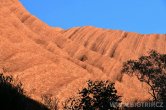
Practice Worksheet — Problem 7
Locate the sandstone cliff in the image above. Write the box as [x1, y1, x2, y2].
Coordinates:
[0, 0, 166, 105]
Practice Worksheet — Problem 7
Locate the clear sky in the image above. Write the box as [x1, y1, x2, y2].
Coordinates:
[20, 0, 166, 34]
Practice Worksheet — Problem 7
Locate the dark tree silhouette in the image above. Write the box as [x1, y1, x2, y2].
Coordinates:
[122, 50, 166, 103]
[0, 73, 49, 110]
[63, 80, 121, 110]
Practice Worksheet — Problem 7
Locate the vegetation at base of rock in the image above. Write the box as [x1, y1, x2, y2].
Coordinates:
[63, 80, 121, 110]
[122, 50, 166, 104]
[41, 94, 59, 110]
[0, 73, 49, 110]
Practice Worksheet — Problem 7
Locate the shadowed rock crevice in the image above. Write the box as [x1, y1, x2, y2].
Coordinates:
[79, 55, 88, 62]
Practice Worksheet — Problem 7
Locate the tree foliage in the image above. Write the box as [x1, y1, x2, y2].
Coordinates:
[122, 50, 166, 102]
[63, 80, 121, 110]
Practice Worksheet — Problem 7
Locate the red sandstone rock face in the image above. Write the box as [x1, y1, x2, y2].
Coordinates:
[0, 0, 166, 105]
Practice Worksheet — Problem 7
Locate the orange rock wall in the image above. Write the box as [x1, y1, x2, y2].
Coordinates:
[0, 0, 166, 105]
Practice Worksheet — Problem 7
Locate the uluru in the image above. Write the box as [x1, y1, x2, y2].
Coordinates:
[0, 0, 166, 109]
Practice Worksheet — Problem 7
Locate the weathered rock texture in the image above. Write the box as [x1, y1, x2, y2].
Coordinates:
[0, 0, 166, 106]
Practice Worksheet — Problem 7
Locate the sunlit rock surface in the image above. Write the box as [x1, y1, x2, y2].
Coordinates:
[0, 0, 166, 106]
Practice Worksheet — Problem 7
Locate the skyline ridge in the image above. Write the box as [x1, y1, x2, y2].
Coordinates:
[20, 0, 166, 34]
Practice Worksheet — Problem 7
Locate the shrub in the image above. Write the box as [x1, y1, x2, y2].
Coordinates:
[41, 94, 58, 110]
[63, 80, 121, 110]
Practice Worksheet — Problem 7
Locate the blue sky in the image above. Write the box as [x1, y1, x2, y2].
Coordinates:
[20, 0, 166, 34]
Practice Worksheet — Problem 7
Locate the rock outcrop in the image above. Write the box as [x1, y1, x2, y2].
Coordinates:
[0, 0, 166, 105]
